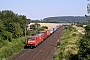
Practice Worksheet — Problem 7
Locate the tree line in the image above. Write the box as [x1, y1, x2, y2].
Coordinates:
[0, 10, 26, 42]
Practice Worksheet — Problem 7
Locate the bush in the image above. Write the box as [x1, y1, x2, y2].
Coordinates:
[26, 30, 37, 36]
[1, 31, 12, 42]
[0, 40, 3, 48]
[72, 33, 77, 37]
[39, 26, 48, 31]
[78, 24, 90, 60]
[0, 37, 26, 59]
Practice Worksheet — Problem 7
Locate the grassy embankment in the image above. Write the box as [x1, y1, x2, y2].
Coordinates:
[0, 37, 26, 60]
[54, 25, 84, 60]
[0, 30, 36, 60]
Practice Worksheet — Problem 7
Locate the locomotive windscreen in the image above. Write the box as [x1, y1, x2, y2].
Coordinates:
[28, 37, 35, 40]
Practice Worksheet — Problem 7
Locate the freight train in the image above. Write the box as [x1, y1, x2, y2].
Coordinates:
[27, 25, 62, 48]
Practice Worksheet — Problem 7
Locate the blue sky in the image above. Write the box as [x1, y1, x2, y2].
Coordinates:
[0, 0, 87, 20]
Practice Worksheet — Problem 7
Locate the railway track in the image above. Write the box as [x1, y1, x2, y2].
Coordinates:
[9, 26, 63, 60]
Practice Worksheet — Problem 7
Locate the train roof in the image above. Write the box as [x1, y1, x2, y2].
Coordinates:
[33, 33, 43, 36]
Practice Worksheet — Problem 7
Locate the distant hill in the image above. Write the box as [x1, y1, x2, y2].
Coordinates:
[43, 16, 86, 23]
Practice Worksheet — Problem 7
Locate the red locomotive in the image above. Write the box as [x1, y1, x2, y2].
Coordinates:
[27, 33, 44, 48]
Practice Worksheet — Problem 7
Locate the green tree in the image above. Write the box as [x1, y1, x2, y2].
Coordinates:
[78, 24, 90, 60]
[1, 31, 12, 41]
[35, 23, 41, 31]
[39, 26, 48, 31]
[13, 23, 23, 38]
[78, 1, 90, 60]
[30, 24, 36, 30]
[30, 23, 41, 31]
[0, 10, 27, 41]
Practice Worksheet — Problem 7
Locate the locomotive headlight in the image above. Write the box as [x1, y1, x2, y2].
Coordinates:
[28, 41, 30, 42]
[32, 41, 35, 42]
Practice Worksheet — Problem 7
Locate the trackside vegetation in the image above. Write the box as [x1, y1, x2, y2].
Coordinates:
[0, 10, 27, 60]
[54, 26, 83, 60]
[78, 23, 90, 60]
[54, 23, 90, 60]
[0, 37, 26, 60]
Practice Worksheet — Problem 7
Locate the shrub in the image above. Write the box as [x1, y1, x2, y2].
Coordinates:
[26, 30, 37, 36]
[72, 33, 77, 37]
